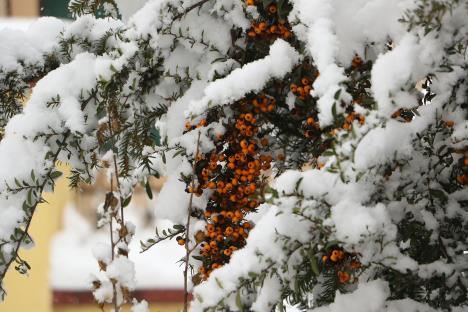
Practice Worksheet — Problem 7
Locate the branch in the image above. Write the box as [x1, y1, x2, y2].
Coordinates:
[173, 0, 211, 21]
[184, 131, 201, 312]
[0, 131, 70, 285]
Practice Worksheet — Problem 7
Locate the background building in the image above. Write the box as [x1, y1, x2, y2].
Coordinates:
[0, 0, 69, 18]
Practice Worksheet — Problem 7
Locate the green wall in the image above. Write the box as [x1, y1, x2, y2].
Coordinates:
[40, 0, 71, 18]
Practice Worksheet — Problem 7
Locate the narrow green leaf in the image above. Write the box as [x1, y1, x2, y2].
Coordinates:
[50, 171, 63, 179]
[145, 181, 153, 199]
[235, 291, 244, 312]
[310, 256, 320, 276]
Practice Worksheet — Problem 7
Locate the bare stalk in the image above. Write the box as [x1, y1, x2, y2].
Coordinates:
[109, 175, 119, 312]
[184, 131, 201, 312]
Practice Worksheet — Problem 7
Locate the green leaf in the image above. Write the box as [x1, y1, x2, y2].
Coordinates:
[122, 196, 132, 208]
[333, 88, 342, 100]
[429, 189, 447, 202]
[50, 171, 63, 179]
[262, 0, 275, 9]
[27, 190, 32, 206]
[331, 102, 337, 119]
[173, 224, 185, 230]
[310, 256, 320, 276]
[324, 240, 339, 251]
[215, 277, 224, 289]
[145, 181, 153, 199]
[235, 291, 244, 312]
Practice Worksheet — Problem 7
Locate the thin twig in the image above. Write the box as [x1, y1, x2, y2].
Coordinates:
[0, 131, 70, 284]
[0, 91, 96, 290]
[184, 131, 201, 312]
[109, 174, 119, 312]
[173, 0, 211, 21]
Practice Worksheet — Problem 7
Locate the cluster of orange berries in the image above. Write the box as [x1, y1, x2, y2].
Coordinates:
[322, 248, 361, 284]
[351, 54, 364, 69]
[342, 111, 365, 130]
[303, 116, 320, 138]
[188, 96, 276, 279]
[391, 108, 414, 123]
[246, 2, 293, 40]
[290, 76, 313, 101]
[456, 156, 468, 187]
[443, 121, 468, 188]
[250, 95, 277, 114]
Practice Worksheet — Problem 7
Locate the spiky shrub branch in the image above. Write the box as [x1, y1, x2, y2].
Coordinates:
[0, 1, 466, 312]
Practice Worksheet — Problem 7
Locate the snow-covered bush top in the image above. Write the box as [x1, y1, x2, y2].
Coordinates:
[0, 0, 466, 311]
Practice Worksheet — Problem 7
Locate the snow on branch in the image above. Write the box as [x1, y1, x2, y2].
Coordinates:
[186, 39, 301, 117]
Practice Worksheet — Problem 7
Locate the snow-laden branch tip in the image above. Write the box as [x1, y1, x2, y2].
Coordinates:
[186, 39, 301, 117]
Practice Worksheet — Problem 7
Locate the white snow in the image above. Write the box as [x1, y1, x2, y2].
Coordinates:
[311, 280, 389, 312]
[330, 202, 390, 244]
[187, 39, 301, 116]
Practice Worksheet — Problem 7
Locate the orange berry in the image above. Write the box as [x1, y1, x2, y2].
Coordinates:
[444, 120, 454, 128]
[206, 224, 215, 232]
[198, 119, 207, 127]
[301, 77, 310, 86]
[330, 250, 340, 262]
[350, 260, 361, 269]
[290, 84, 298, 93]
[338, 271, 350, 283]
[268, 4, 277, 14]
[351, 55, 363, 68]
[258, 22, 267, 31]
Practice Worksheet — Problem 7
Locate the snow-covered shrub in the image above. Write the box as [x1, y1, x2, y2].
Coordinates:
[0, 0, 466, 311]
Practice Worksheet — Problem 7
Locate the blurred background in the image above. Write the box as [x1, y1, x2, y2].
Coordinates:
[0, 1, 184, 311]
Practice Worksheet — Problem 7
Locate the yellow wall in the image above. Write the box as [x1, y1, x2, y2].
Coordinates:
[10, 0, 38, 16]
[0, 166, 182, 312]
[1, 165, 69, 312]
[55, 303, 182, 312]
